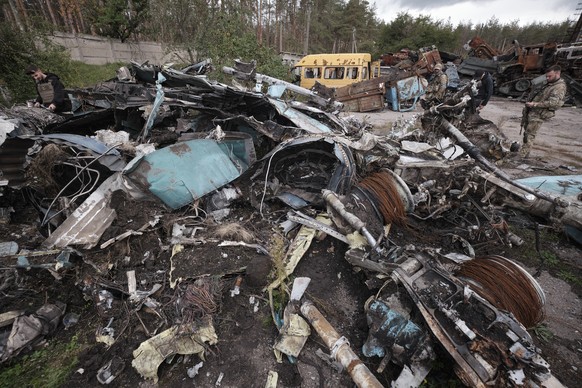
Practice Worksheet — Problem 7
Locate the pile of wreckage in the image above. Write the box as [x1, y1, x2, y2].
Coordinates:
[0, 59, 580, 387]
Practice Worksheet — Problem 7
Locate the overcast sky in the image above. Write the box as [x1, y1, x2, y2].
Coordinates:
[376, 0, 578, 26]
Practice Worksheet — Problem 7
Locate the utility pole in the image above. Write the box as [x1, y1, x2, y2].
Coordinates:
[351, 27, 357, 53]
[304, 1, 312, 54]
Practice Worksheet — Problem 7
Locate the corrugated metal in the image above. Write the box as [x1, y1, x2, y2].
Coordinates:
[0, 138, 34, 187]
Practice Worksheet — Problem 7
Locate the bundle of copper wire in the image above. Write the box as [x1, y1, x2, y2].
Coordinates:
[177, 278, 222, 324]
[357, 171, 407, 226]
[456, 255, 545, 328]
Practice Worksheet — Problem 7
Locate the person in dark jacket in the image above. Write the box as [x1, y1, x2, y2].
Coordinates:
[472, 70, 494, 112]
[25, 65, 68, 112]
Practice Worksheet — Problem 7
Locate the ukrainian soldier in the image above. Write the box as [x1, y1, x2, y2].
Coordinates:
[25, 65, 68, 112]
[421, 63, 448, 109]
[520, 65, 567, 157]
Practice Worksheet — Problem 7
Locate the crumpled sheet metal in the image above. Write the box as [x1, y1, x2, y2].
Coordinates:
[28, 133, 126, 171]
[43, 173, 122, 249]
[268, 99, 333, 134]
[131, 317, 218, 383]
[273, 312, 311, 357]
[254, 136, 356, 198]
[124, 136, 254, 209]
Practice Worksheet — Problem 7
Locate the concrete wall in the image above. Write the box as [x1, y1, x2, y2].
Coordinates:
[49, 32, 191, 65]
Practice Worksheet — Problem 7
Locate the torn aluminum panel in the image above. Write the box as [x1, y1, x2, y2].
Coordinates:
[391, 254, 560, 387]
[223, 63, 330, 108]
[131, 316, 218, 383]
[27, 133, 126, 171]
[267, 99, 334, 134]
[140, 72, 166, 140]
[43, 173, 123, 249]
[124, 133, 255, 209]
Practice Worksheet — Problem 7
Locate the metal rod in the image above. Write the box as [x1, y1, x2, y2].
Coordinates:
[300, 300, 384, 388]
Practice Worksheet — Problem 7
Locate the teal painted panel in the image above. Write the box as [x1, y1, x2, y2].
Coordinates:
[515, 175, 582, 198]
[126, 139, 248, 209]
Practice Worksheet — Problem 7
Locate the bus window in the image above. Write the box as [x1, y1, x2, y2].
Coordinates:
[304, 67, 321, 79]
[361, 67, 368, 80]
[324, 67, 345, 79]
[346, 67, 359, 79]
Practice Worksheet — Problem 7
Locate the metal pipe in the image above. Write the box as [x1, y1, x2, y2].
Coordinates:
[222, 66, 330, 108]
[300, 300, 384, 388]
[437, 117, 570, 207]
[322, 189, 379, 250]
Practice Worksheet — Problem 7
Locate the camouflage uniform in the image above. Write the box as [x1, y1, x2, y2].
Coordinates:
[423, 72, 448, 107]
[520, 78, 567, 156]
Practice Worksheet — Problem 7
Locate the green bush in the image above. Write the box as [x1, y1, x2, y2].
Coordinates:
[0, 26, 74, 106]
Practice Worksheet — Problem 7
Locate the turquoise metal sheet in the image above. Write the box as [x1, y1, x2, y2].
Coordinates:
[125, 139, 250, 209]
[515, 175, 582, 198]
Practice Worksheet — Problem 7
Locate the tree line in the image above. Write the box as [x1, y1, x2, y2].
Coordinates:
[0, 0, 574, 105]
[2, 0, 574, 56]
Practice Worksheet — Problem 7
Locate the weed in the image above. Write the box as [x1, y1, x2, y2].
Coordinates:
[532, 323, 554, 343]
[540, 250, 558, 267]
[0, 335, 84, 388]
[557, 269, 582, 285]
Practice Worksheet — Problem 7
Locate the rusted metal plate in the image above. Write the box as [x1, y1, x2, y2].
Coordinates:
[340, 94, 384, 112]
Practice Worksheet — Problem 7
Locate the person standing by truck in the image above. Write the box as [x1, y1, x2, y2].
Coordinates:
[519, 65, 567, 157]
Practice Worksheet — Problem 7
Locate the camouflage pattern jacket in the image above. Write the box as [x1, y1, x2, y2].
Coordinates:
[527, 78, 567, 121]
[424, 72, 448, 102]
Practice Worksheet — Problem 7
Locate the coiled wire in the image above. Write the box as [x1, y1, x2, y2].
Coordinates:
[456, 255, 545, 328]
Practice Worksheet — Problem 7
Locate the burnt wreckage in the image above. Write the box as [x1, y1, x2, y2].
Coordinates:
[0, 60, 579, 387]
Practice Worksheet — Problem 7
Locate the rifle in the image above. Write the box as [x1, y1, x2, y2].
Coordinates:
[520, 105, 529, 135]
[521, 83, 544, 134]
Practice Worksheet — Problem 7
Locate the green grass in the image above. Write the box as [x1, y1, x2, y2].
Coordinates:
[557, 269, 582, 285]
[0, 335, 84, 388]
[540, 250, 559, 267]
[66, 61, 126, 88]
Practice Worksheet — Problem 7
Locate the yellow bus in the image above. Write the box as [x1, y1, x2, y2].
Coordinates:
[293, 53, 380, 89]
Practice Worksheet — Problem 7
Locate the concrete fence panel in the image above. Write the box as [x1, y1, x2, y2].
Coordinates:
[48, 32, 191, 65]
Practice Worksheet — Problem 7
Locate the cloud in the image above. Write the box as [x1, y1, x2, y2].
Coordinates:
[375, 0, 576, 26]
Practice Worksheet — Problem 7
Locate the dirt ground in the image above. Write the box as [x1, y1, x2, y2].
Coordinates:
[1, 96, 581, 387]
